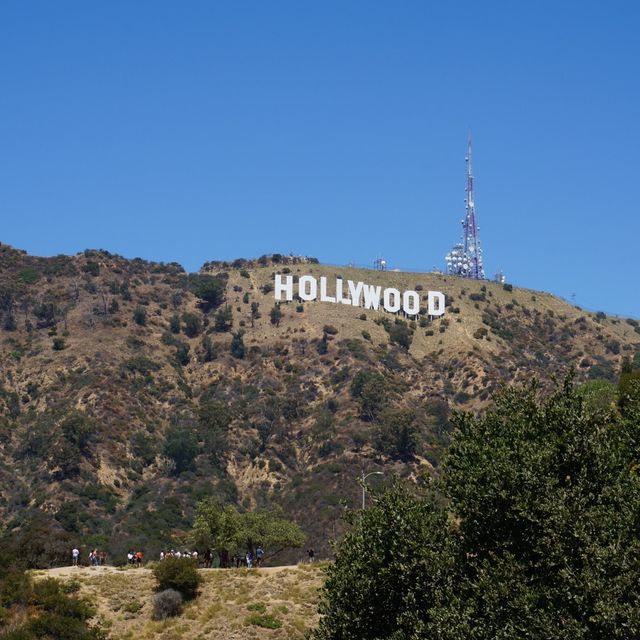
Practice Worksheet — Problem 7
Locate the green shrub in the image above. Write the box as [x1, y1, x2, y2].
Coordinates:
[122, 600, 142, 614]
[152, 558, 202, 599]
[231, 331, 245, 359]
[182, 312, 202, 338]
[20, 268, 41, 284]
[246, 613, 282, 629]
[133, 306, 147, 326]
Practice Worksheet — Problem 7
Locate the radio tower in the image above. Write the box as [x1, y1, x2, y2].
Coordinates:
[445, 135, 486, 279]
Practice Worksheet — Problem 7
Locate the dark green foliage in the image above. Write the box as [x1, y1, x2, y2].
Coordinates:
[214, 305, 233, 332]
[350, 370, 386, 421]
[200, 334, 216, 362]
[131, 432, 157, 466]
[174, 339, 190, 365]
[231, 331, 245, 359]
[270, 304, 282, 326]
[316, 332, 328, 355]
[374, 408, 419, 461]
[503, 283, 513, 292]
[246, 613, 282, 629]
[314, 483, 454, 640]
[182, 312, 202, 338]
[188, 274, 226, 312]
[388, 319, 413, 349]
[315, 381, 640, 639]
[81, 261, 100, 277]
[19, 267, 41, 284]
[152, 557, 202, 599]
[52, 337, 66, 351]
[0, 572, 102, 639]
[198, 400, 232, 462]
[250, 301, 261, 327]
[3, 313, 17, 331]
[33, 302, 58, 327]
[169, 314, 181, 334]
[133, 306, 147, 326]
[163, 426, 198, 475]
[152, 588, 183, 619]
[1, 513, 73, 569]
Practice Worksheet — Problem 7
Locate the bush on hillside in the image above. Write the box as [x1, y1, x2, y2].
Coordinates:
[152, 558, 202, 599]
[152, 589, 183, 619]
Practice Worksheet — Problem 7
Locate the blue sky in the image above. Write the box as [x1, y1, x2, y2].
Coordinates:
[1, 1, 639, 317]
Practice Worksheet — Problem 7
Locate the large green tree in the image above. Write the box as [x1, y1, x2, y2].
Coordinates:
[191, 500, 305, 567]
[314, 379, 640, 639]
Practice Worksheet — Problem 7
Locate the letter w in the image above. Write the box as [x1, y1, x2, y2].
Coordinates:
[362, 285, 381, 310]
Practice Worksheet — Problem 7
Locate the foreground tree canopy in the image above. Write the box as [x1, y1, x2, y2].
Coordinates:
[314, 378, 640, 640]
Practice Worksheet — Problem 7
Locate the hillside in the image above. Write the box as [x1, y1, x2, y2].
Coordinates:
[29, 564, 323, 639]
[1, 243, 638, 563]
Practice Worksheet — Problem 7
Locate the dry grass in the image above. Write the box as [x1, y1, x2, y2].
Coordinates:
[36, 564, 324, 640]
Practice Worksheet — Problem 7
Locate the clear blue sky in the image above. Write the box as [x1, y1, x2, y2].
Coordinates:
[1, 2, 639, 317]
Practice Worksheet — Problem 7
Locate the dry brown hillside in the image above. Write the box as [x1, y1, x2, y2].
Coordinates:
[1, 243, 638, 563]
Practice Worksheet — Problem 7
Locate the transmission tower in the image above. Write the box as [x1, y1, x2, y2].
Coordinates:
[445, 135, 485, 279]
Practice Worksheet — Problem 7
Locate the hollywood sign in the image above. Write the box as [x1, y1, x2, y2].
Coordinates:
[274, 274, 445, 316]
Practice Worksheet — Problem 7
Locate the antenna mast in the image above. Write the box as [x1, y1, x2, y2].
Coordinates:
[445, 134, 486, 279]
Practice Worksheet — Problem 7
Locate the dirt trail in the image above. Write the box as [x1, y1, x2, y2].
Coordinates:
[42, 564, 300, 579]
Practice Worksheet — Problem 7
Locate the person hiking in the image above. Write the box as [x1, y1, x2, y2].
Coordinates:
[256, 546, 265, 567]
[127, 551, 134, 565]
[72, 547, 79, 567]
[307, 548, 315, 563]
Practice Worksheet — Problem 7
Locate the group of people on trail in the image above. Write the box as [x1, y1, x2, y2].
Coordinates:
[230, 546, 265, 569]
[126, 551, 144, 566]
[71, 548, 107, 567]
[159, 550, 198, 561]
[71, 544, 317, 569]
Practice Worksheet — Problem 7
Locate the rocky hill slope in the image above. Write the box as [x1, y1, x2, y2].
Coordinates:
[1, 243, 638, 562]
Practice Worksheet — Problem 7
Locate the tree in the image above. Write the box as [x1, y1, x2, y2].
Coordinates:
[188, 274, 226, 312]
[192, 500, 304, 567]
[133, 306, 147, 326]
[270, 305, 282, 327]
[214, 305, 233, 332]
[313, 483, 455, 640]
[315, 380, 640, 639]
[182, 312, 202, 338]
[388, 320, 413, 350]
[200, 334, 215, 362]
[374, 408, 419, 461]
[351, 370, 387, 421]
[440, 380, 640, 638]
[169, 314, 181, 334]
[197, 400, 232, 463]
[163, 426, 198, 475]
[250, 302, 260, 327]
[230, 331, 245, 359]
